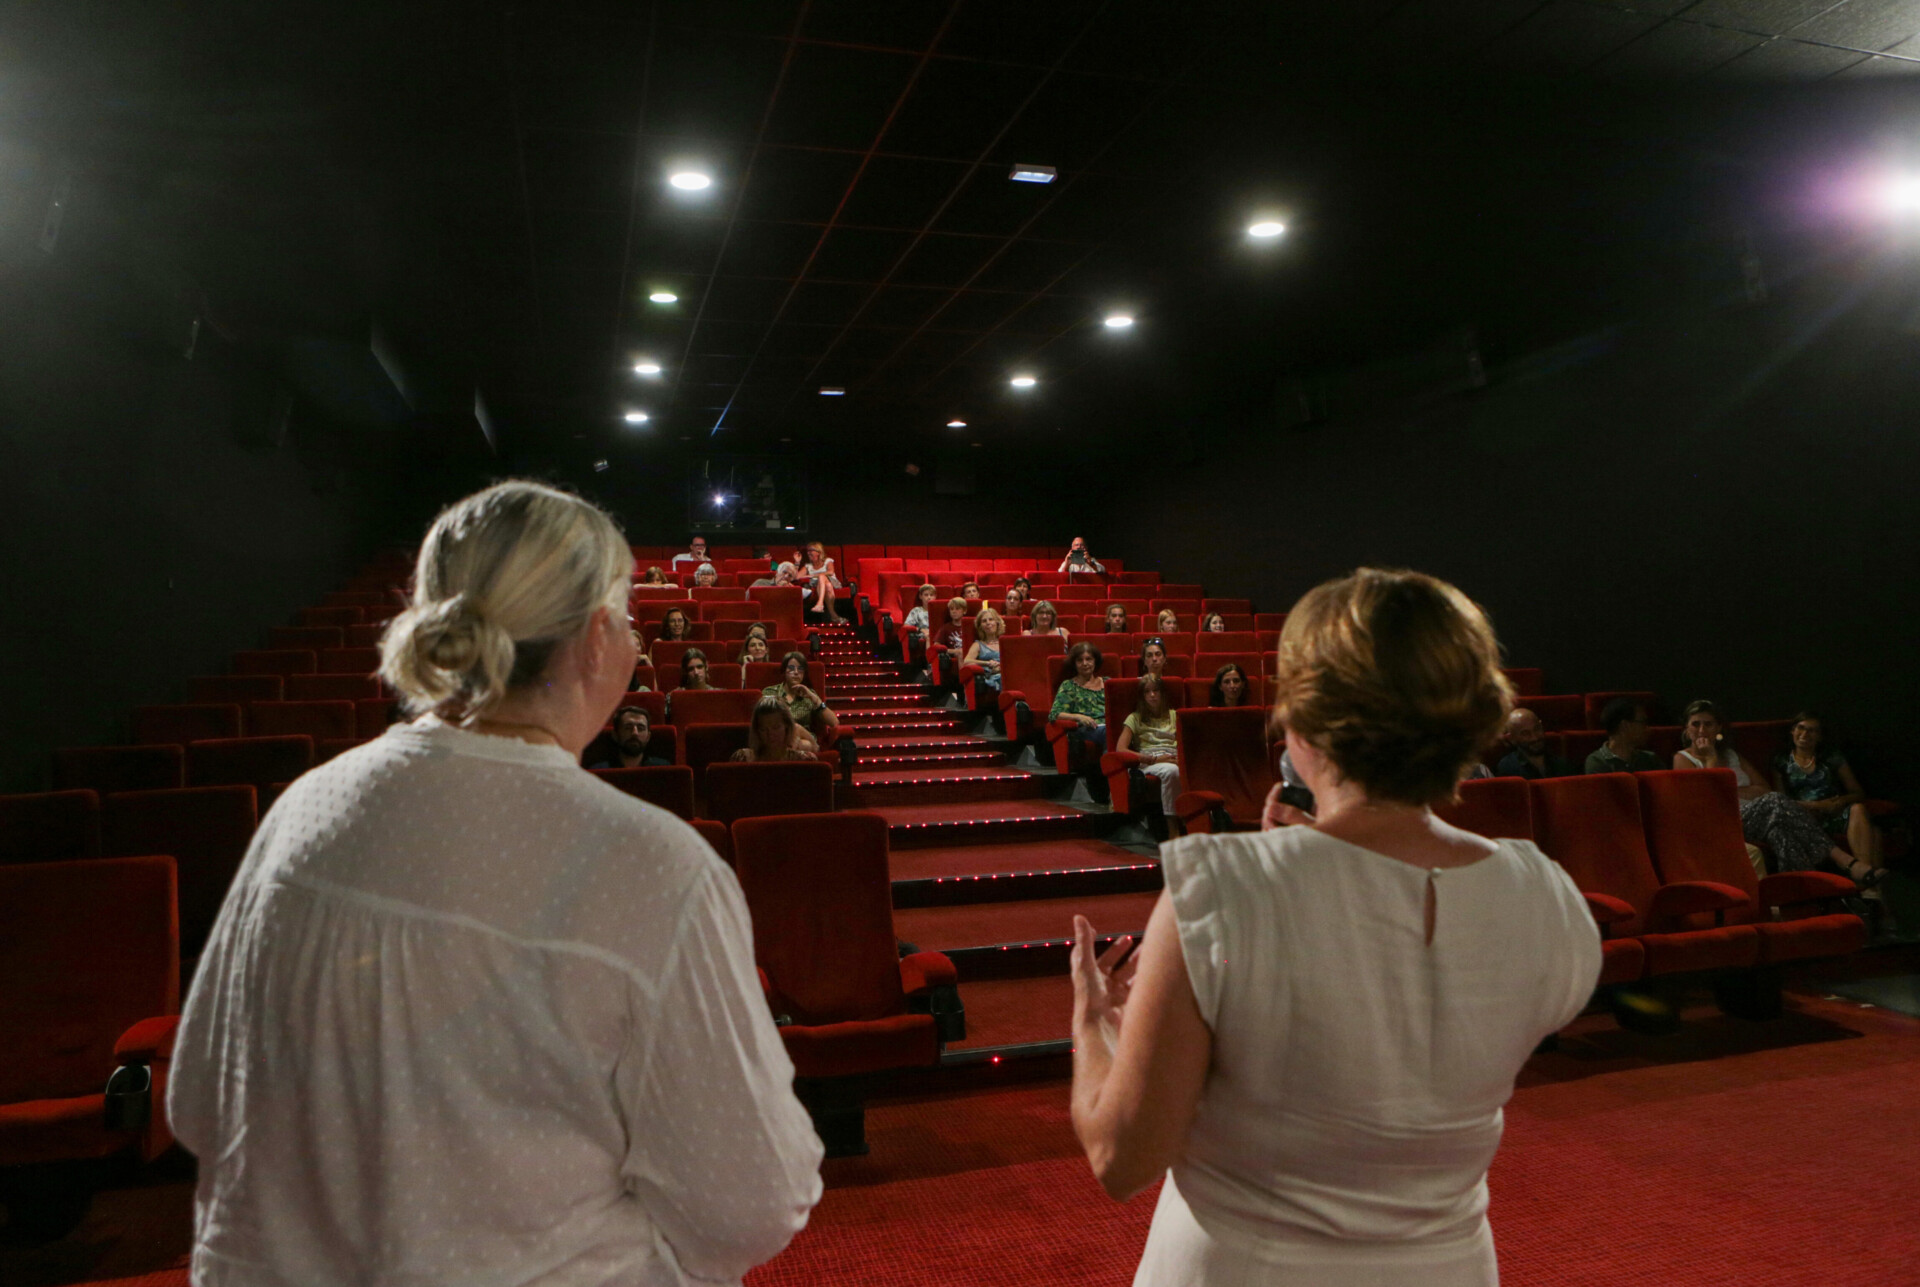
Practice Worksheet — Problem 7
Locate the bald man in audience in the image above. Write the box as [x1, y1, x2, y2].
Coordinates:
[1495, 707, 1575, 780]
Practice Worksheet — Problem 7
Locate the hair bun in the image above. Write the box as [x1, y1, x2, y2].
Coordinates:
[415, 595, 488, 673]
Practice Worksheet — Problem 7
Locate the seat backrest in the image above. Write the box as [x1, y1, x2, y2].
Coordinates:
[188, 674, 283, 704]
[1046, 652, 1122, 690]
[1636, 768, 1758, 927]
[1104, 677, 1187, 747]
[286, 674, 383, 702]
[746, 587, 805, 638]
[631, 597, 698, 625]
[54, 745, 186, 794]
[186, 736, 314, 794]
[589, 766, 696, 820]
[133, 704, 243, 745]
[1584, 690, 1661, 728]
[0, 855, 179, 1103]
[232, 649, 317, 677]
[268, 625, 345, 651]
[355, 698, 401, 739]
[689, 818, 732, 868]
[318, 647, 382, 676]
[1201, 598, 1251, 614]
[683, 723, 750, 779]
[1119, 655, 1192, 679]
[668, 689, 758, 726]
[1435, 777, 1534, 840]
[706, 760, 837, 825]
[0, 790, 102, 863]
[1729, 721, 1792, 781]
[1254, 613, 1289, 632]
[1174, 707, 1276, 825]
[249, 700, 357, 740]
[1521, 695, 1584, 729]
[103, 785, 257, 959]
[689, 586, 747, 602]
[1197, 631, 1260, 653]
[744, 662, 826, 694]
[999, 636, 1067, 703]
[1194, 651, 1267, 680]
[1502, 667, 1546, 697]
[650, 640, 704, 672]
[1529, 773, 1661, 926]
[732, 812, 904, 1024]
[1181, 676, 1269, 709]
[1560, 729, 1607, 767]
[613, 691, 669, 724]
[294, 606, 363, 628]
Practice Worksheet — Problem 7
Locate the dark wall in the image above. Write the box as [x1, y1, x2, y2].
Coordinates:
[1100, 252, 1920, 800]
[0, 264, 399, 792]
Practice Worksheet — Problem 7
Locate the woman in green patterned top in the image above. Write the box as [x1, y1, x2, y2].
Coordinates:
[1051, 642, 1109, 777]
[761, 650, 833, 756]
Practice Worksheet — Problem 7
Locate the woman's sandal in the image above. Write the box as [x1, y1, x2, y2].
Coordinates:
[1846, 858, 1888, 889]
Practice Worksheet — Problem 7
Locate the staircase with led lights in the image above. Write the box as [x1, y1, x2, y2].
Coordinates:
[812, 627, 1164, 1062]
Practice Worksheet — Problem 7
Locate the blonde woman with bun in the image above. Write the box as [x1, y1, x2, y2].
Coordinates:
[1070, 568, 1600, 1287]
[169, 480, 821, 1285]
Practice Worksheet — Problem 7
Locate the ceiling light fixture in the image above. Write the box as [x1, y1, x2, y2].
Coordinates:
[1247, 219, 1287, 239]
[1010, 375, 1037, 388]
[623, 411, 649, 424]
[1103, 314, 1134, 329]
[668, 171, 712, 191]
[592, 459, 610, 473]
[947, 419, 967, 428]
[1009, 164, 1057, 184]
[633, 361, 661, 376]
[649, 291, 678, 304]
[712, 493, 725, 506]
[819, 386, 845, 396]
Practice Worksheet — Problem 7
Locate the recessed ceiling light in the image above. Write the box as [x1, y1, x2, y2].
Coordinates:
[1103, 314, 1134, 329]
[1009, 164, 1057, 184]
[592, 459, 610, 473]
[649, 291, 678, 304]
[633, 361, 661, 376]
[623, 411, 649, 424]
[1010, 375, 1037, 388]
[668, 171, 712, 191]
[819, 386, 845, 396]
[1247, 220, 1287, 238]
[712, 492, 725, 506]
[947, 419, 967, 428]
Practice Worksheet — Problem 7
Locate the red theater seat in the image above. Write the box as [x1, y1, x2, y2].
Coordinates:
[683, 724, 751, 784]
[103, 786, 258, 961]
[1194, 651, 1267, 682]
[355, 698, 401, 739]
[231, 650, 317, 677]
[1040, 652, 1123, 771]
[295, 606, 362, 628]
[1202, 598, 1251, 615]
[1637, 770, 1864, 968]
[55, 745, 186, 794]
[1436, 777, 1534, 840]
[667, 689, 759, 726]
[344, 624, 387, 647]
[1520, 694, 1584, 729]
[992, 636, 1068, 741]
[690, 587, 748, 602]
[689, 818, 732, 867]
[613, 691, 668, 724]
[1560, 729, 1607, 767]
[318, 647, 381, 675]
[186, 737, 314, 798]
[1584, 690, 1662, 728]
[1729, 721, 1793, 779]
[286, 674, 384, 701]
[1502, 667, 1546, 697]
[745, 661, 826, 693]
[590, 766, 696, 820]
[731, 812, 957, 1155]
[188, 674, 283, 705]
[132, 704, 243, 745]
[1180, 676, 1268, 709]
[248, 701, 356, 740]
[1173, 707, 1277, 833]
[1119, 655, 1192, 678]
[0, 790, 102, 863]
[631, 598, 698, 625]
[1254, 613, 1288, 633]
[1099, 677, 1189, 815]
[705, 760, 836, 825]
[0, 856, 181, 1187]
[747, 587, 805, 638]
[267, 626, 344, 652]
[1530, 773, 1759, 982]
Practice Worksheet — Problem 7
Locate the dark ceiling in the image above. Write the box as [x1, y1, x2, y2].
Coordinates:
[6, 0, 1920, 460]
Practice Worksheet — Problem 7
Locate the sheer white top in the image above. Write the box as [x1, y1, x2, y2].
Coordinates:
[1138, 826, 1600, 1285]
[170, 718, 822, 1286]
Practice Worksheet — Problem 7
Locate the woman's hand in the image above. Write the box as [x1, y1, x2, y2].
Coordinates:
[1690, 731, 1717, 757]
[1071, 915, 1136, 1052]
[1261, 782, 1314, 831]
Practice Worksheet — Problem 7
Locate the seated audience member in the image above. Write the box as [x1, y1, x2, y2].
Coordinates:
[903, 583, 938, 644]
[731, 697, 813, 763]
[1068, 568, 1597, 1284]
[1585, 698, 1662, 773]
[638, 565, 669, 586]
[590, 706, 671, 769]
[800, 541, 847, 624]
[1156, 608, 1180, 634]
[628, 630, 651, 690]
[932, 597, 968, 690]
[1208, 662, 1252, 707]
[1200, 611, 1228, 634]
[762, 651, 833, 757]
[1138, 637, 1173, 682]
[1013, 576, 1034, 600]
[170, 480, 821, 1283]
[1027, 599, 1070, 641]
[1776, 710, 1884, 879]
[670, 535, 710, 570]
[963, 580, 982, 602]
[664, 647, 714, 723]
[1103, 604, 1130, 634]
[744, 621, 770, 645]
[1051, 641, 1109, 796]
[738, 635, 772, 666]
[1058, 536, 1107, 575]
[1003, 587, 1027, 619]
[692, 562, 720, 588]
[751, 561, 798, 588]
[964, 608, 1007, 697]
[1675, 699, 1860, 879]
[1116, 674, 1182, 818]
[647, 607, 695, 666]
[1494, 708, 1575, 779]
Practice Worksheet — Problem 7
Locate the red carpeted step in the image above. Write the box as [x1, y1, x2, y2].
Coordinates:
[895, 890, 1159, 957]
[855, 732, 991, 753]
[839, 711, 967, 729]
[857, 749, 1006, 770]
[944, 974, 1077, 1051]
[873, 800, 1096, 848]
[889, 838, 1154, 883]
[842, 765, 1041, 808]
[833, 693, 939, 709]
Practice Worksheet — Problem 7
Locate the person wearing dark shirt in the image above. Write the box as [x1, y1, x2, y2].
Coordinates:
[1495, 707, 1575, 779]
[1585, 698, 1662, 774]
[588, 707, 671, 769]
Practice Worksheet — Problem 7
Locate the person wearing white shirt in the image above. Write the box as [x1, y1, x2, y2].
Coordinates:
[169, 481, 822, 1286]
[670, 536, 709, 570]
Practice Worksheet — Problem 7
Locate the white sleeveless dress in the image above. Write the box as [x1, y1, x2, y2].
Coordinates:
[1136, 827, 1601, 1286]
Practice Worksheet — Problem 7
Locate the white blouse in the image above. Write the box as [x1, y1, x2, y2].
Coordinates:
[169, 718, 822, 1286]
[1136, 828, 1600, 1286]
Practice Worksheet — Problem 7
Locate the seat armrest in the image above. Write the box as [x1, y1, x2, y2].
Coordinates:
[1100, 750, 1143, 777]
[1759, 870, 1857, 908]
[899, 951, 957, 996]
[1648, 881, 1751, 923]
[1175, 789, 1225, 829]
[996, 688, 1028, 715]
[114, 1015, 180, 1066]
[1583, 892, 1637, 934]
[756, 966, 773, 1000]
[1865, 798, 1900, 818]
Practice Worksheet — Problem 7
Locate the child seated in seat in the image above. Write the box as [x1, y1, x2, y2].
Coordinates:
[1116, 675, 1181, 819]
[931, 597, 968, 691]
[903, 584, 938, 649]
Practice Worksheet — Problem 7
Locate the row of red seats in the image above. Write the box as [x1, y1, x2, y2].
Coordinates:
[630, 588, 806, 639]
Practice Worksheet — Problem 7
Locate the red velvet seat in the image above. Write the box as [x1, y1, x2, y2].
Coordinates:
[0, 856, 181, 1181]
[1560, 729, 1607, 767]
[590, 766, 696, 819]
[991, 636, 1068, 741]
[1099, 677, 1188, 814]
[294, 605, 362, 628]
[267, 625, 345, 651]
[1173, 707, 1276, 833]
[666, 688, 759, 726]
[231, 649, 317, 677]
[747, 586, 806, 639]
[1180, 676, 1268, 709]
[132, 704, 243, 746]
[613, 690, 669, 724]
[744, 661, 827, 693]
[1519, 694, 1584, 729]
[54, 745, 186, 794]
[188, 674, 283, 705]
[1193, 651, 1268, 682]
[689, 587, 748, 602]
[318, 647, 381, 675]
[103, 785, 258, 962]
[1729, 720, 1793, 778]
[1041, 652, 1123, 772]
[1584, 690, 1662, 728]
[1530, 773, 1759, 981]
[631, 597, 698, 625]
[0, 790, 102, 863]
[705, 760, 836, 825]
[186, 736, 314, 798]
[354, 697, 401, 739]
[1202, 598, 1252, 615]
[731, 812, 957, 1155]
[1502, 667, 1545, 696]
[286, 673, 384, 701]
[1193, 630, 1260, 653]
[1119, 655, 1192, 679]
[1436, 776, 1534, 840]
[683, 723, 751, 784]
[248, 700, 357, 740]
[689, 818, 732, 867]
[344, 623, 387, 648]
[1637, 769, 1864, 966]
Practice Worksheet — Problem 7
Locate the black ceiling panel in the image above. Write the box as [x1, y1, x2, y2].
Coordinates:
[733, 146, 867, 223]
[837, 155, 977, 228]
[765, 42, 926, 150]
